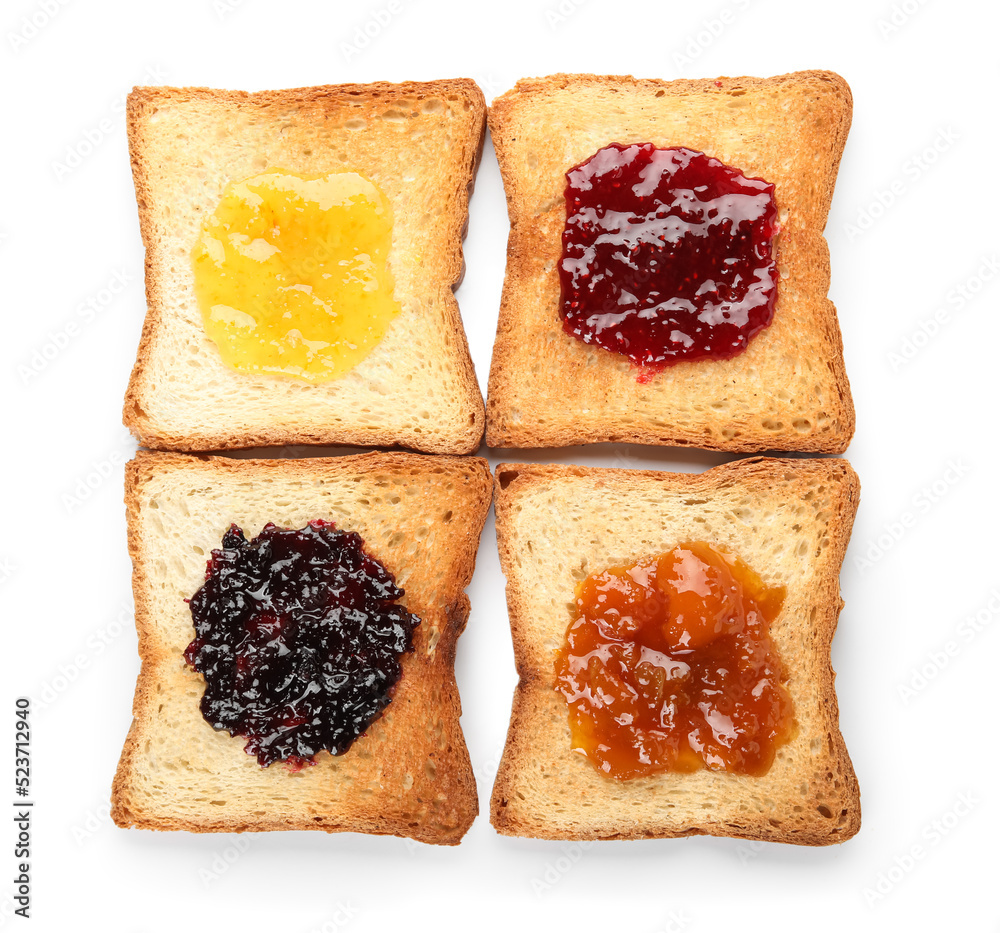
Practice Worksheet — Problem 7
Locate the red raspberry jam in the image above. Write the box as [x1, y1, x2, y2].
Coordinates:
[558, 143, 779, 376]
[184, 521, 419, 768]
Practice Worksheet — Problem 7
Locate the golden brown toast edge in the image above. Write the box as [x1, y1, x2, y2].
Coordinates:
[489, 457, 861, 844]
[123, 79, 487, 454]
[486, 71, 855, 453]
[111, 449, 493, 844]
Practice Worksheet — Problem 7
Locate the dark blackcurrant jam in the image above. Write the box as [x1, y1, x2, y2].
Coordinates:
[184, 521, 420, 768]
[558, 143, 779, 376]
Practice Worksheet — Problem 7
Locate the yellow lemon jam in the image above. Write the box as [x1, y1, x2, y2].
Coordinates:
[192, 169, 401, 382]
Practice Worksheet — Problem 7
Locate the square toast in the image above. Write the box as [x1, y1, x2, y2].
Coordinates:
[487, 71, 854, 452]
[124, 80, 486, 454]
[491, 458, 860, 844]
[112, 450, 492, 845]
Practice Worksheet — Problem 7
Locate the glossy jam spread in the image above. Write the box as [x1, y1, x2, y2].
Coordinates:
[554, 541, 794, 779]
[184, 521, 419, 767]
[558, 144, 779, 376]
[192, 168, 401, 382]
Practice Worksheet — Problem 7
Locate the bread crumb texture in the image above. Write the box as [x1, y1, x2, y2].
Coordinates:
[112, 450, 492, 844]
[486, 71, 854, 452]
[490, 458, 860, 845]
[124, 81, 486, 454]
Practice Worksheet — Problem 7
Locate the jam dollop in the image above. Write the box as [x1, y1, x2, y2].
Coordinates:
[558, 144, 779, 375]
[192, 168, 401, 382]
[554, 541, 794, 779]
[184, 521, 419, 767]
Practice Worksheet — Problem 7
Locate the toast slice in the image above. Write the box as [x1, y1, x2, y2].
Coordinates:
[487, 71, 854, 452]
[491, 458, 860, 844]
[124, 80, 486, 454]
[112, 450, 492, 845]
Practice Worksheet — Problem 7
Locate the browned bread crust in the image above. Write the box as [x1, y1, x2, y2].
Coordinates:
[124, 80, 486, 454]
[112, 450, 492, 844]
[486, 71, 854, 453]
[490, 457, 860, 844]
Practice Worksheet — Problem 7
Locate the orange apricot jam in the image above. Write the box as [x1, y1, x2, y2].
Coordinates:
[192, 168, 401, 382]
[554, 541, 796, 779]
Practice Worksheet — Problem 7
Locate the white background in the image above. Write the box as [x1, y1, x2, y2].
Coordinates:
[1, 0, 997, 929]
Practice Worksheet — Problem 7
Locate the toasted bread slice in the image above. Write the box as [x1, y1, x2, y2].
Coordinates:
[124, 80, 486, 454]
[112, 450, 492, 845]
[487, 71, 854, 452]
[490, 458, 860, 844]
